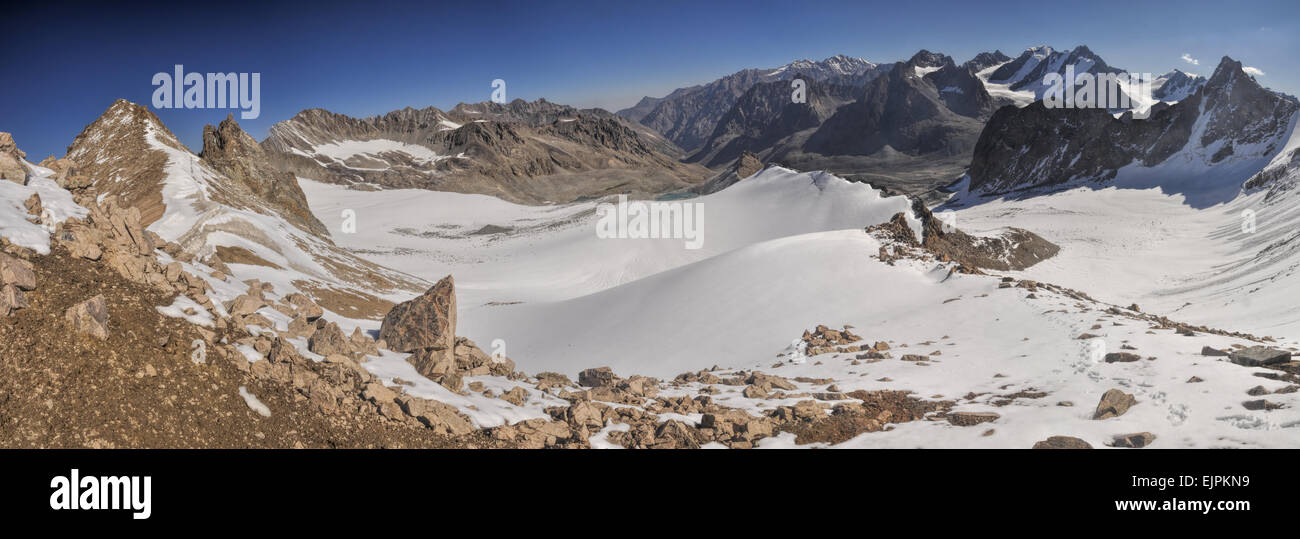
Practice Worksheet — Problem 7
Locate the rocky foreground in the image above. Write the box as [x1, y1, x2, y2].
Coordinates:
[0, 167, 966, 448]
[3, 182, 1296, 449]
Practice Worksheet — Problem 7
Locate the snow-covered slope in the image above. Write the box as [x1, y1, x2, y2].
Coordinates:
[302, 166, 920, 305]
[64, 100, 425, 323]
[0, 161, 87, 254]
[307, 170, 1300, 447]
[949, 116, 1300, 339]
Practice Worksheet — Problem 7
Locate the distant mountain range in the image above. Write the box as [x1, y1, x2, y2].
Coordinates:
[968, 56, 1296, 198]
[612, 45, 1250, 200]
[616, 55, 880, 153]
[262, 99, 710, 204]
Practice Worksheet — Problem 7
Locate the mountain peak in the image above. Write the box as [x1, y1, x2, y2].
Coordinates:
[200, 114, 264, 161]
[1209, 56, 1245, 82]
[67, 99, 185, 164]
[907, 50, 952, 69]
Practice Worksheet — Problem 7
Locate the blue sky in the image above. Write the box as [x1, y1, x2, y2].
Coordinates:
[3, 0, 1298, 159]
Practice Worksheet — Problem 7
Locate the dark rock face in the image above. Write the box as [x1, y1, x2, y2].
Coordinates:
[962, 50, 1012, 73]
[638, 74, 765, 154]
[676, 50, 1002, 191]
[379, 275, 456, 354]
[627, 55, 879, 152]
[926, 63, 998, 118]
[200, 115, 327, 236]
[686, 77, 859, 168]
[968, 56, 1299, 195]
[802, 60, 985, 158]
[615, 96, 664, 123]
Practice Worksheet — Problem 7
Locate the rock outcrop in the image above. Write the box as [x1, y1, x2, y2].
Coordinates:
[0, 132, 31, 185]
[199, 115, 327, 236]
[380, 275, 456, 354]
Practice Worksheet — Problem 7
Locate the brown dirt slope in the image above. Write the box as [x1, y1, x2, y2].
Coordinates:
[0, 245, 499, 449]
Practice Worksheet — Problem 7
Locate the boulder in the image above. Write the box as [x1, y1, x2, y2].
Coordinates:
[24, 193, 42, 216]
[1032, 436, 1093, 449]
[307, 321, 352, 357]
[1093, 389, 1137, 420]
[578, 366, 617, 388]
[1229, 346, 1291, 367]
[37, 156, 77, 187]
[501, 386, 529, 406]
[0, 252, 36, 291]
[397, 396, 475, 436]
[407, 346, 454, 379]
[0, 133, 30, 185]
[284, 292, 323, 321]
[65, 295, 109, 340]
[1103, 352, 1141, 363]
[1111, 432, 1156, 448]
[651, 420, 700, 449]
[948, 411, 1000, 426]
[0, 283, 27, 316]
[378, 275, 455, 353]
[225, 294, 266, 317]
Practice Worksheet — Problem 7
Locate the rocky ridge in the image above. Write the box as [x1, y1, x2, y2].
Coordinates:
[262, 99, 711, 204]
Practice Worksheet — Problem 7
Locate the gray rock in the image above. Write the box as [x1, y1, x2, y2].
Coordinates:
[948, 412, 1000, 426]
[1104, 352, 1141, 363]
[1230, 346, 1291, 367]
[1111, 432, 1156, 448]
[1032, 436, 1092, 449]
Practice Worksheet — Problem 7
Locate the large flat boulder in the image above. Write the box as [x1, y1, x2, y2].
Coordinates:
[1229, 346, 1291, 367]
[1032, 436, 1093, 449]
